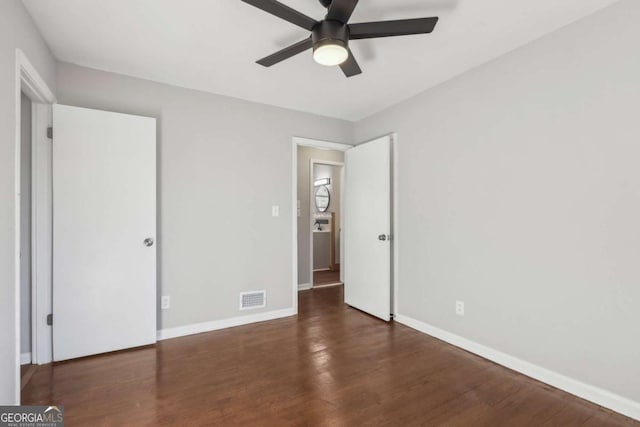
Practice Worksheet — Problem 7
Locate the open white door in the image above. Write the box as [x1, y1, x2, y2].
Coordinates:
[52, 105, 156, 361]
[344, 136, 391, 321]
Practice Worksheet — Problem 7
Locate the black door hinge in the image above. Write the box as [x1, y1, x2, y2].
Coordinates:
[46, 314, 53, 326]
[47, 127, 53, 139]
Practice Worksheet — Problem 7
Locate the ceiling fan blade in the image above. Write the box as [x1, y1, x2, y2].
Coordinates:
[326, 0, 359, 24]
[241, 0, 318, 31]
[340, 49, 362, 77]
[257, 38, 313, 67]
[349, 17, 439, 40]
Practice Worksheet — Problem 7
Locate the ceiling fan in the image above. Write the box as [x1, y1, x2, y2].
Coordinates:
[240, 0, 439, 77]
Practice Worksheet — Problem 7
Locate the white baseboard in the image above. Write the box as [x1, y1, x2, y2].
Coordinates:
[157, 307, 296, 341]
[298, 283, 312, 291]
[20, 353, 31, 365]
[395, 314, 640, 422]
[313, 282, 343, 288]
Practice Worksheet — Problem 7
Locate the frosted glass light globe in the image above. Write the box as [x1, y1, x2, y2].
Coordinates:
[313, 43, 348, 66]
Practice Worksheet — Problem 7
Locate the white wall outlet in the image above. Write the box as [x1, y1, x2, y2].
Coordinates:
[161, 296, 171, 310]
[455, 300, 464, 316]
[272, 205, 280, 217]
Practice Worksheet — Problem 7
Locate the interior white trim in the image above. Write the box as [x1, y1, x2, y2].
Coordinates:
[298, 283, 312, 291]
[20, 353, 31, 366]
[313, 282, 343, 289]
[391, 133, 399, 316]
[292, 137, 353, 315]
[15, 48, 56, 404]
[395, 314, 640, 422]
[293, 137, 352, 152]
[17, 50, 56, 105]
[157, 308, 296, 341]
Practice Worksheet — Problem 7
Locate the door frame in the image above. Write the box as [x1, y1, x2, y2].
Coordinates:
[14, 48, 56, 402]
[309, 159, 344, 287]
[291, 137, 352, 311]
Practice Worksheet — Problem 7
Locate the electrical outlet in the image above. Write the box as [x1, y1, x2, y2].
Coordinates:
[272, 205, 280, 217]
[455, 300, 464, 316]
[161, 296, 171, 310]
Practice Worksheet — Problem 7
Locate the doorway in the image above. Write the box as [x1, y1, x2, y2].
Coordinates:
[292, 137, 351, 307]
[15, 49, 56, 402]
[292, 135, 397, 322]
[19, 91, 34, 386]
[310, 160, 344, 288]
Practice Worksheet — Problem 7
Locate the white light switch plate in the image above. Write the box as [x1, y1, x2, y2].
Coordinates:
[272, 205, 280, 217]
[455, 300, 464, 316]
[161, 296, 171, 310]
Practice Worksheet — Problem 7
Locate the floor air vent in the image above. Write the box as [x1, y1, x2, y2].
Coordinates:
[240, 291, 266, 310]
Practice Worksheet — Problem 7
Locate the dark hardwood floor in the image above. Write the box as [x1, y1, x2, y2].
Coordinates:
[20, 363, 37, 391]
[23, 286, 638, 426]
[313, 266, 341, 287]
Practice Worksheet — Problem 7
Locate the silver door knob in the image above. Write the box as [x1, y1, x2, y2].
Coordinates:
[144, 237, 154, 247]
[378, 234, 387, 241]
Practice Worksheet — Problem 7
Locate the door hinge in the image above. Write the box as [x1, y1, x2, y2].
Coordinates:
[46, 314, 53, 326]
[47, 127, 53, 139]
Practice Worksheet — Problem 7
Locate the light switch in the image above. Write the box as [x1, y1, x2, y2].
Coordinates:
[161, 296, 170, 310]
[272, 205, 280, 217]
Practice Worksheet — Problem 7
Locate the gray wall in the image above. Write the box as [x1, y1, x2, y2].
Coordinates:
[296, 147, 344, 284]
[0, 0, 56, 404]
[355, 0, 640, 403]
[20, 92, 32, 355]
[56, 62, 352, 330]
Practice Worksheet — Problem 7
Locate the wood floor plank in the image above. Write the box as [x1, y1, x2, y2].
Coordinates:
[313, 268, 341, 286]
[22, 286, 639, 426]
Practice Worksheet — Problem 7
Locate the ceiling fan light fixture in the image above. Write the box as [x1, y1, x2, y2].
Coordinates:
[242, 0, 440, 77]
[313, 40, 348, 66]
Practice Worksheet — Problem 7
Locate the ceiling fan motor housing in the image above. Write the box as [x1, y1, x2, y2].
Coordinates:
[312, 20, 349, 52]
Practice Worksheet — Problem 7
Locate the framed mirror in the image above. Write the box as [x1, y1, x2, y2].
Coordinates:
[315, 185, 330, 212]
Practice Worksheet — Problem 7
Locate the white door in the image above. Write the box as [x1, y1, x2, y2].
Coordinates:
[52, 105, 156, 361]
[344, 136, 392, 321]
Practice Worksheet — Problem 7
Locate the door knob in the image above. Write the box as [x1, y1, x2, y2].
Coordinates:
[378, 234, 387, 241]
[144, 237, 154, 247]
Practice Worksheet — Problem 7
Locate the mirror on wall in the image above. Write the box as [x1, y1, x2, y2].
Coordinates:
[315, 185, 330, 212]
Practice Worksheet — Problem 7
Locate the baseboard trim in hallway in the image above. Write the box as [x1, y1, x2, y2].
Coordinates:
[20, 353, 31, 365]
[298, 283, 312, 291]
[313, 282, 343, 289]
[157, 307, 296, 341]
[395, 314, 640, 422]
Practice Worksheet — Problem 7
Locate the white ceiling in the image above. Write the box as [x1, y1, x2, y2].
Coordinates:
[23, 0, 620, 121]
